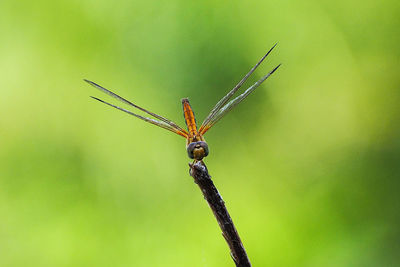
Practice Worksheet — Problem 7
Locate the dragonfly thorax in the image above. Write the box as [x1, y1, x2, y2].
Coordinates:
[187, 141, 209, 160]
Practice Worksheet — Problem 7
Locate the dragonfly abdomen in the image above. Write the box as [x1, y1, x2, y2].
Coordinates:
[182, 98, 198, 138]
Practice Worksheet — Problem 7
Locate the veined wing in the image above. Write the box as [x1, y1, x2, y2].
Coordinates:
[84, 79, 188, 135]
[90, 96, 188, 138]
[200, 64, 281, 135]
[198, 44, 277, 134]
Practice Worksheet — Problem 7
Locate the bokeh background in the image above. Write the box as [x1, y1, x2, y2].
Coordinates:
[1, 0, 399, 266]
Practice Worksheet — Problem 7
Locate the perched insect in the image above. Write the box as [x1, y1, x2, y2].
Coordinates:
[85, 44, 280, 162]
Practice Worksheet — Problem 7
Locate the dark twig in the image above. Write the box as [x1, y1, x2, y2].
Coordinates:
[189, 161, 251, 267]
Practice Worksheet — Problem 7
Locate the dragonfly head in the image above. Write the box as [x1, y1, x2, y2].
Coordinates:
[187, 141, 209, 160]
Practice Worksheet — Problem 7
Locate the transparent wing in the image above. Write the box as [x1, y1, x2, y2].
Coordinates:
[90, 96, 188, 138]
[198, 44, 277, 133]
[85, 79, 188, 135]
[200, 64, 280, 135]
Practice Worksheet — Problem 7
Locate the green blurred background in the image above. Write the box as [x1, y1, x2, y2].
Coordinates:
[1, 0, 399, 266]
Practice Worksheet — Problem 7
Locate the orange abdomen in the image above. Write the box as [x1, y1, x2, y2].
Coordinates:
[182, 98, 198, 138]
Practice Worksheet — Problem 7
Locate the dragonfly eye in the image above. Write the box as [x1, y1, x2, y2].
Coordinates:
[187, 141, 209, 160]
[197, 141, 209, 157]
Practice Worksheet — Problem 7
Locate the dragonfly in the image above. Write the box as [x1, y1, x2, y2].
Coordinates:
[85, 44, 280, 162]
